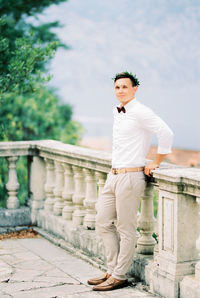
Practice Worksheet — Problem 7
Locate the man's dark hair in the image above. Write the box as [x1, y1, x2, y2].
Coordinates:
[113, 71, 140, 87]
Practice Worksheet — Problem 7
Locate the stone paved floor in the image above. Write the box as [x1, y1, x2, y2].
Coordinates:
[0, 237, 156, 298]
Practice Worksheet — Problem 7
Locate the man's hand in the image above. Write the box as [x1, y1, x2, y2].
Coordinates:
[144, 153, 167, 177]
[144, 162, 159, 177]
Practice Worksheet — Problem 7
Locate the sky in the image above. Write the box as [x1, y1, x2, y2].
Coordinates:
[38, 0, 200, 150]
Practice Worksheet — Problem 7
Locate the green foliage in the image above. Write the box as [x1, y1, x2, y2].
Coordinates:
[153, 191, 158, 218]
[0, 17, 58, 95]
[0, 159, 8, 208]
[0, 157, 28, 208]
[0, 0, 69, 94]
[0, 0, 84, 207]
[0, 0, 67, 21]
[0, 87, 83, 143]
[29, 21, 69, 51]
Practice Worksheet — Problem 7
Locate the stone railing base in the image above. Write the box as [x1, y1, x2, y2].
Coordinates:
[0, 207, 31, 227]
[180, 275, 200, 298]
[130, 254, 153, 283]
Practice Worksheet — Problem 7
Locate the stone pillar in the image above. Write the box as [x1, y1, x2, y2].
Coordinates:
[72, 166, 85, 227]
[44, 158, 55, 212]
[62, 164, 74, 220]
[195, 197, 200, 279]
[150, 169, 200, 298]
[179, 196, 200, 298]
[6, 156, 20, 209]
[53, 161, 64, 216]
[83, 169, 97, 229]
[153, 187, 159, 256]
[137, 183, 156, 254]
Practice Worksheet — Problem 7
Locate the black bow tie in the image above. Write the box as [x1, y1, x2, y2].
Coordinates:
[117, 106, 126, 113]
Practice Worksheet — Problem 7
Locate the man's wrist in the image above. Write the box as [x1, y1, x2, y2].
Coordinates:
[153, 162, 160, 167]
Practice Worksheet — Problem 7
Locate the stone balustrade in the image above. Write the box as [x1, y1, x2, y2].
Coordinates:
[0, 140, 200, 298]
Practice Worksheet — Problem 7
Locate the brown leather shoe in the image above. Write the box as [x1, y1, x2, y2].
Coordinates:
[93, 276, 128, 291]
[87, 273, 111, 285]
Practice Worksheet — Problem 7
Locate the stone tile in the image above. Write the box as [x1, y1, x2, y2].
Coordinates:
[53, 259, 103, 285]
[0, 293, 12, 298]
[0, 254, 21, 265]
[0, 247, 27, 258]
[17, 238, 73, 262]
[14, 250, 41, 261]
[9, 268, 44, 282]
[44, 267, 71, 278]
[64, 291, 105, 298]
[99, 286, 155, 297]
[12, 284, 90, 298]
[8, 251, 41, 266]
[14, 259, 54, 271]
[33, 275, 80, 285]
[0, 239, 26, 251]
[0, 260, 13, 282]
[0, 281, 62, 294]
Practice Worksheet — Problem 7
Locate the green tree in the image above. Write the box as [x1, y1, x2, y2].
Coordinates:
[0, 0, 83, 143]
[0, 0, 83, 206]
[0, 0, 68, 94]
[0, 87, 83, 143]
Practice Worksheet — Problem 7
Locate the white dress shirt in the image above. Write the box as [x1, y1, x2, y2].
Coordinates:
[112, 98, 174, 168]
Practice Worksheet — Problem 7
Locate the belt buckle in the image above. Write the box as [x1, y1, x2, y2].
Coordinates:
[113, 168, 117, 175]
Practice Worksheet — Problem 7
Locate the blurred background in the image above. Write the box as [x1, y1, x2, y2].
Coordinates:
[41, 0, 200, 166]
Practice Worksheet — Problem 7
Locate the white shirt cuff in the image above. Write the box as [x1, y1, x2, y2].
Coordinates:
[157, 147, 172, 154]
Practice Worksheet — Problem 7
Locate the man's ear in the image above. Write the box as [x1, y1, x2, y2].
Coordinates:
[133, 86, 138, 92]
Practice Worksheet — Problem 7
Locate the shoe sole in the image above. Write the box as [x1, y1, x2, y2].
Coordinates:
[93, 281, 129, 291]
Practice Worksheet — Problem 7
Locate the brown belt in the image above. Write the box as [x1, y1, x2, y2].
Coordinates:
[112, 167, 144, 175]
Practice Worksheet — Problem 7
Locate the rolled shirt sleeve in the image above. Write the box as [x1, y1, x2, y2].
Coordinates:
[138, 105, 174, 154]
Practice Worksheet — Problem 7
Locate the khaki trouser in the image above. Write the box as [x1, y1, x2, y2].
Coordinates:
[96, 171, 146, 280]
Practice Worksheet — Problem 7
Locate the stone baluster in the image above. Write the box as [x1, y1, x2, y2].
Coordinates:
[6, 156, 20, 209]
[96, 172, 107, 197]
[96, 171, 107, 211]
[29, 156, 46, 224]
[83, 169, 98, 229]
[72, 166, 85, 227]
[53, 161, 64, 216]
[44, 158, 55, 212]
[137, 182, 156, 254]
[62, 164, 74, 220]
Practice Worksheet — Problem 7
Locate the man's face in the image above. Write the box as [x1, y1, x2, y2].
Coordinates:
[114, 78, 138, 105]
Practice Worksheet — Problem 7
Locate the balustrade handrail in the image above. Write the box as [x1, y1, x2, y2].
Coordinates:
[0, 140, 112, 173]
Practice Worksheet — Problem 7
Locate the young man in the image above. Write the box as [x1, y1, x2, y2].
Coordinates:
[88, 72, 174, 291]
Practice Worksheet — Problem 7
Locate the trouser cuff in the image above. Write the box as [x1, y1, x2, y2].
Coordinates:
[112, 273, 126, 280]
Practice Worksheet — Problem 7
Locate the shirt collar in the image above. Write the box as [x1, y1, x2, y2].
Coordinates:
[117, 98, 137, 112]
